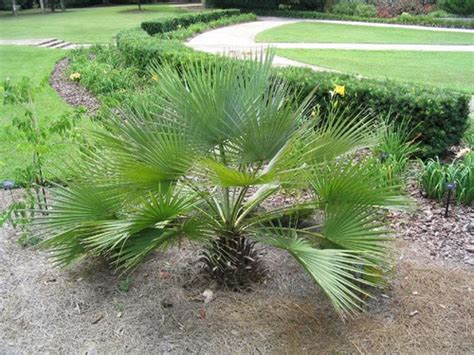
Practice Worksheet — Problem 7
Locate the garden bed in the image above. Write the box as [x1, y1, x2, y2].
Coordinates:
[0, 184, 472, 353]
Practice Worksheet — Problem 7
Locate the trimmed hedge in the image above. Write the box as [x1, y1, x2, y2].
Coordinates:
[251, 9, 474, 29]
[275, 67, 470, 157]
[141, 9, 241, 35]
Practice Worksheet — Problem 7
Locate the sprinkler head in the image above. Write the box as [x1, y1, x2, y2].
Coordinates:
[2, 180, 15, 190]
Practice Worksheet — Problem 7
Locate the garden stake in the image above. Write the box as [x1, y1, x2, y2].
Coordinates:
[444, 182, 456, 217]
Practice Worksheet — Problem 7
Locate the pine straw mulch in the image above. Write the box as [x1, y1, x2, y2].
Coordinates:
[1, 191, 473, 353]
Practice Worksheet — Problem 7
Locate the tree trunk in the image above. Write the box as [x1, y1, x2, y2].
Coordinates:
[39, 0, 45, 14]
[12, 0, 18, 16]
[138, 0, 142, 11]
[51, 0, 56, 12]
[59, 0, 65, 12]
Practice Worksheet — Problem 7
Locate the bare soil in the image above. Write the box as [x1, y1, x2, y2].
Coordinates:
[0, 189, 473, 354]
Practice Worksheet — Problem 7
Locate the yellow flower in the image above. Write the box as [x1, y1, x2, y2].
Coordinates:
[69, 72, 81, 81]
[151, 73, 158, 82]
[334, 85, 345, 97]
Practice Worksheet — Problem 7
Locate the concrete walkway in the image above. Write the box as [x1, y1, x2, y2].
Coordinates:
[186, 17, 474, 69]
[0, 38, 89, 49]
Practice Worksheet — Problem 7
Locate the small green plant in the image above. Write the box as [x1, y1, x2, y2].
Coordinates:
[1, 77, 81, 242]
[118, 277, 132, 293]
[419, 154, 473, 204]
[374, 118, 419, 187]
[115, 302, 126, 312]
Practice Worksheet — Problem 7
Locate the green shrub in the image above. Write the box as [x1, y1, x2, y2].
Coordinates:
[419, 154, 473, 204]
[332, 0, 377, 18]
[427, 9, 450, 18]
[275, 67, 470, 158]
[141, 9, 241, 35]
[158, 13, 257, 41]
[438, 0, 474, 16]
[252, 9, 474, 28]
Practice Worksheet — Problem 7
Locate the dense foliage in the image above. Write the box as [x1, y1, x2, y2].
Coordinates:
[251, 9, 474, 28]
[141, 8, 240, 35]
[419, 154, 473, 204]
[439, 0, 474, 16]
[332, 0, 377, 17]
[276, 67, 470, 158]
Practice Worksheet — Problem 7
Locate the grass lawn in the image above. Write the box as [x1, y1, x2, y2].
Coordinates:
[256, 22, 474, 45]
[0, 5, 187, 43]
[275, 49, 474, 93]
[0, 46, 97, 182]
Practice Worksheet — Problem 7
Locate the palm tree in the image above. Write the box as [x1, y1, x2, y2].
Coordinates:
[38, 53, 409, 316]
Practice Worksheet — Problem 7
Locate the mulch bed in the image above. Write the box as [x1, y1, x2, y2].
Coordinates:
[50, 58, 100, 114]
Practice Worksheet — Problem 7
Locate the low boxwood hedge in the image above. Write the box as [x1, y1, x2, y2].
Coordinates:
[141, 8, 241, 35]
[113, 13, 471, 158]
[275, 67, 470, 158]
[251, 9, 474, 29]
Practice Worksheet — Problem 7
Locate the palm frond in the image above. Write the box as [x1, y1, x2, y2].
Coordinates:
[251, 230, 378, 316]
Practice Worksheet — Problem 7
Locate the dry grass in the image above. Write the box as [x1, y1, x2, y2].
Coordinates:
[0, 190, 473, 353]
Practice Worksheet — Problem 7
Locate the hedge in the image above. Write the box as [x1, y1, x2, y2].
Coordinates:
[106, 12, 471, 158]
[251, 9, 474, 29]
[275, 67, 470, 157]
[141, 9, 241, 35]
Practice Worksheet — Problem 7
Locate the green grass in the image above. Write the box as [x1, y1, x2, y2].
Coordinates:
[275, 49, 474, 93]
[0, 46, 96, 182]
[256, 22, 474, 45]
[0, 5, 186, 43]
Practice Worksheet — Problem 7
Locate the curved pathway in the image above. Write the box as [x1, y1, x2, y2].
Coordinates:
[186, 17, 474, 70]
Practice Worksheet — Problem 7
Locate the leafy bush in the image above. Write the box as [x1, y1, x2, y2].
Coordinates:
[332, 0, 377, 18]
[141, 9, 241, 35]
[39, 55, 410, 316]
[419, 154, 473, 204]
[252, 9, 474, 28]
[438, 0, 474, 16]
[427, 9, 450, 18]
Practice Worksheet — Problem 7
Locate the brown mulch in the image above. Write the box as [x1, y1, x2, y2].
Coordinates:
[50, 58, 100, 114]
